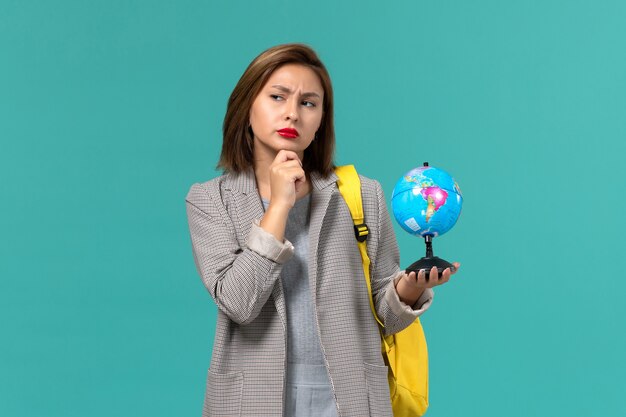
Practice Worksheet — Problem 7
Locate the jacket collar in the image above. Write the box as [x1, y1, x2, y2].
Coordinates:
[311, 170, 339, 191]
[224, 168, 338, 195]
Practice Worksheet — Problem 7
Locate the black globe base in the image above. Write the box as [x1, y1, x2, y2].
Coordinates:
[405, 234, 456, 281]
[406, 256, 456, 281]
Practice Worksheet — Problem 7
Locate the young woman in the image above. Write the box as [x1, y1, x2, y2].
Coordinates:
[186, 43, 459, 417]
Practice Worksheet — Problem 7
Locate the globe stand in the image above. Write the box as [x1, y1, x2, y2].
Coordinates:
[405, 235, 456, 281]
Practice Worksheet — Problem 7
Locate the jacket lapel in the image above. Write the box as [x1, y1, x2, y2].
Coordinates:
[308, 171, 338, 306]
[223, 168, 266, 235]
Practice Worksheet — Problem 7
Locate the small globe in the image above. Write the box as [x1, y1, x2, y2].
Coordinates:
[391, 165, 463, 238]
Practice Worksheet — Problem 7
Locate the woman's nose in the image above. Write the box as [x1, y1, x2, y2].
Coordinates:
[284, 100, 299, 121]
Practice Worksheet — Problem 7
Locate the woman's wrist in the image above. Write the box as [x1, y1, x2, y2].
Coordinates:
[259, 203, 290, 241]
[394, 275, 425, 306]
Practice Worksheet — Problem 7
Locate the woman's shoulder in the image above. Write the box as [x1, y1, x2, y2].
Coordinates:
[332, 166, 385, 207]
[333, 166, 381, 191]
[357, 173, 384, 199]
[357, 173, 380, 186]
[186, 173, 226, 196]
[185, 172, 233, 214]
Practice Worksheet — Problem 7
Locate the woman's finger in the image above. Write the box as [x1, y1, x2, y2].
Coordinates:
[440, 268, 451, 284]
[273, 150, 302, 165]
[416, 269, 427, 287]
[277, 165, 305, 182]
[271, 160, 303, 176]
[428, 266, 439, 286]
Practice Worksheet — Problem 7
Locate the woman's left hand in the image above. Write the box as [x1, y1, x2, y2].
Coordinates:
[395, 262, 461, 305]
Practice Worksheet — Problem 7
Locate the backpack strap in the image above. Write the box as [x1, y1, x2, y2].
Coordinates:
[335, 165, 383, 327]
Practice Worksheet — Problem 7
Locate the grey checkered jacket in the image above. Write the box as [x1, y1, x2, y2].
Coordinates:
[186, 169, 433, 417]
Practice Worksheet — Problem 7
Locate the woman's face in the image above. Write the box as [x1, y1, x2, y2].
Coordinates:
[249, 63, 324, 162]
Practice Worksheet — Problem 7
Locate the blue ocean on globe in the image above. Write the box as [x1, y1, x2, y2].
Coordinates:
[391, 166, 463, 237]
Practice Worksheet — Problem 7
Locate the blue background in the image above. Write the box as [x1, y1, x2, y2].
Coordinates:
[2, 1, 625, 416]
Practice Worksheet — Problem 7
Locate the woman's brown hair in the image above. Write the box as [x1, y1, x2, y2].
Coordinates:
[218, 43, 335, 176]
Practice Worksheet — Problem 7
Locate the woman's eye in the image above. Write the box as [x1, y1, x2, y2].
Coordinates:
[302, 100, 316, 107]
[270, 94, 284, 101]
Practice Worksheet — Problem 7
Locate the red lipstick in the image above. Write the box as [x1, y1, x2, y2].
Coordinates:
[277, 128, 299, 138]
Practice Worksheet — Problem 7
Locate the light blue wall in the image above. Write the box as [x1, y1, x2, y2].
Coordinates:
[2, 1, 624, 416]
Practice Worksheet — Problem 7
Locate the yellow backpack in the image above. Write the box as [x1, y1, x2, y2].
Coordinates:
[336, 165, 429, 417]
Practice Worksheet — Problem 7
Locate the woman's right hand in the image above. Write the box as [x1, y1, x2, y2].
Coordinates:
[259, 150, 307, 242]
[267, 150, 306, 210]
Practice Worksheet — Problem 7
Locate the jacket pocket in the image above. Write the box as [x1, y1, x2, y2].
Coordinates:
[203, 369, 244, 417]
[363, 362, 393, 417]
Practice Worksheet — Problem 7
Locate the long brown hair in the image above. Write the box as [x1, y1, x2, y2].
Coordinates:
[218, 43, 335, 176]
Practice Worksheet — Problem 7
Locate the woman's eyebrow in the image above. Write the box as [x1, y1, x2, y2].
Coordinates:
[271, 84, 321, 98]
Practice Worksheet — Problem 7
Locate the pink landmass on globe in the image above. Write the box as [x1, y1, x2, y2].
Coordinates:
[421, 187, 448, 222]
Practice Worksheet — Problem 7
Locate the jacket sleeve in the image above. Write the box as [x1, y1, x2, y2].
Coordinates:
[369, 180, 434, 336]
[185, 183, 293, 325]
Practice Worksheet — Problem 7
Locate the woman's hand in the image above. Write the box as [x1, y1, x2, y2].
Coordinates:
[395, 262, 461, 306]
[259, 150, 307, 242]
[267, 150, 306, 210]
